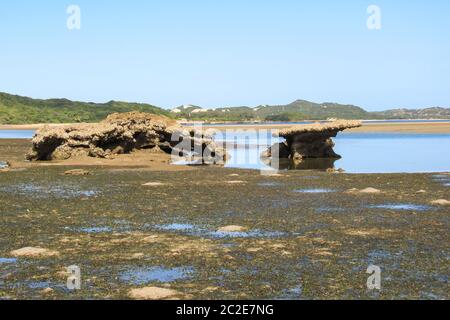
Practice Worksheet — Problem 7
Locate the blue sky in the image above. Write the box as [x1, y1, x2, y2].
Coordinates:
[0, 0, 449, 110]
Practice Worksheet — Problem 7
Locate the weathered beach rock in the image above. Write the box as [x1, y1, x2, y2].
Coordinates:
[128, 286, 181, 300]
[347, 187, 382, 194]
[10, 247, 59, 258]
[26, 112, 227, 164]
[41, 288, 54, 295]
[264, 120, 362, 161]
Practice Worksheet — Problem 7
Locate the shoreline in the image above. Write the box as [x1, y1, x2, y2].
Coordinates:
[1, 121, 450, 134]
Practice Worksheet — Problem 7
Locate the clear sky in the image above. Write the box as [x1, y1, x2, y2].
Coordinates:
[0, 0, 449, 110]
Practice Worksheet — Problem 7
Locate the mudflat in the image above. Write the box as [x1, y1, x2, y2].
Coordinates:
[201, 122, 450, 134]
[0, 139, 449, 299]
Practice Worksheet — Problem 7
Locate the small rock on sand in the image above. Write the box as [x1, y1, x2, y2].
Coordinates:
[247, 247, 263, 253]
[359, 187, 382, 194]
[64, 169, 91, 176]
[128, 287, 181, 300]
[218, 225, 248, 232]
[347, 187, 381, 194]
[41, 288, 54, 295]
[417, 190, 427, 193]
[327, 168, 345, 173]
[142, 182, 165, 187]
[10, 247, 59, 258]
[226, 181, 245, 185]
[431, 199, 450, 206]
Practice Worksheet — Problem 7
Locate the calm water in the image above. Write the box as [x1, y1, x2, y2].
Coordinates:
[0, 130, 34, 139]
[218, 132, 450, 173]
[1, 129, 449, 173]
[334, 133, 450, 173]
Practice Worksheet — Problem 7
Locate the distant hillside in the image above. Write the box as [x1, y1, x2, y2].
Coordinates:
[255, 100, 370, 120]
[172, 100, 371, 121]
[1, 92, 449, 124]
[172, 100, 450, 121]
[0, 92, 170, 124]
[372, 107, 450, 120]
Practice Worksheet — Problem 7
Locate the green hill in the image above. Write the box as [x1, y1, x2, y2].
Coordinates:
[172, 100, 371, 121]
[372, 107, 450, 119]
[255, 100, 370, 120]
[1, 92, 449, 124]
[0, 92, 170, 124]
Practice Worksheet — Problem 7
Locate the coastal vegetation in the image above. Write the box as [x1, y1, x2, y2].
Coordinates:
[1, 92, 449, 124]
[0, 92, 170, 124]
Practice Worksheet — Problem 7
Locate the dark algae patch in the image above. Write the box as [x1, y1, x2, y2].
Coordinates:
[0, 163, 448, 299]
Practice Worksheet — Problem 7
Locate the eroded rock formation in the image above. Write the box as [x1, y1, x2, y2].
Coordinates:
[263, 120, 362, 161]
[26, 112, 227, 164]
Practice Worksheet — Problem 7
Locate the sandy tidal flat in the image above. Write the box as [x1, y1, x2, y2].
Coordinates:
[1, 121, 450, 134]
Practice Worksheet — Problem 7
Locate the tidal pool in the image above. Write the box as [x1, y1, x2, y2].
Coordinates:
[368, 204, 432, 211]
[294, 189, 336, 194]
[78, 226, 113, 234]
[0, 183, 99, 199]
[119, 266, 194, 284]
[257, 182, 282, 187]
[156, 223, 196, 231]
[0, 258, 17, 264]
[154, 223, 286, 239]
[315, 207, 347, 213]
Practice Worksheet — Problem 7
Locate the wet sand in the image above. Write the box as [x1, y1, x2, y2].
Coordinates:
[349, 122, 450, 134]
[0, 139, 192, 171]
[2, 121, 450, 133]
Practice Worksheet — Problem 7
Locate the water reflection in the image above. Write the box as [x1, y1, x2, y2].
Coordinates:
[262, 158, 337, 171]
[220, 131, 450, 173]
